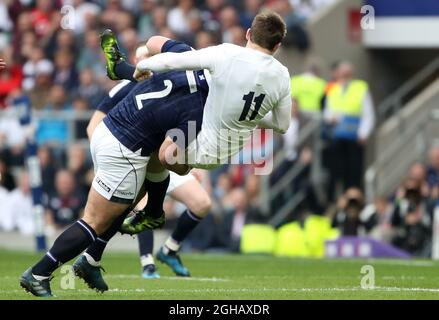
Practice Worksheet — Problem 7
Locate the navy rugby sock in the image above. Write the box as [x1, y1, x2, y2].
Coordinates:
[138, 230, 154, 257]
[85, 208, 131, 262]
[143, 174, 170, 219]
[32, 219, 97, 276]
[171, 210, 202, 244]
[115, 60, 137, 82]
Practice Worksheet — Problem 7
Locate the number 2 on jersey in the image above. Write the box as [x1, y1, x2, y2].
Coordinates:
[239, 91, 266, 121]
[135, 80, 173, 110]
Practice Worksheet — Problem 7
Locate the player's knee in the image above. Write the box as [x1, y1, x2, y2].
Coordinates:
[82, 213, 108, 235]
[188, 195, 212, 217]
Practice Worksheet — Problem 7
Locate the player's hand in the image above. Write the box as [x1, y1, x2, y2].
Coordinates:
[0, 59, 6, 71]
[133, 67, 153, 81]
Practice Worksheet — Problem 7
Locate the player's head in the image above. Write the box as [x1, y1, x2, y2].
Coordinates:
[135, 44, 150, 63]
[246, 10, 286, 54]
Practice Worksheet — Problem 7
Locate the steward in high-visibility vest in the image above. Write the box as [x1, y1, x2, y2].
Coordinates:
[290, 73, 326, 113]
[326, 80, 368, 141]
[240, 224, 276, 254]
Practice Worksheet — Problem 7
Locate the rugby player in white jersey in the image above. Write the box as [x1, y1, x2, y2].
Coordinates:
[123, 10, 292, 233]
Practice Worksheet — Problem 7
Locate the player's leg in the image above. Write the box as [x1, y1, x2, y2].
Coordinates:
[20, 123, 148, 296]
[126, 193, 160, 279]
[121, 152, 170, 234]
[72, 184, 146, 291]
[20, 188, 130, 297]
[157, 175, 211, 277]
[137, 230, 160, 279]
[101, 29, 140, 82]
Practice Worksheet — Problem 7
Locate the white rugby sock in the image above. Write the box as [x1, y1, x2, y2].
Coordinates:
[140, 254, 155, 267]
[163, 237, 181, 254]
[84, 252, 101, 267]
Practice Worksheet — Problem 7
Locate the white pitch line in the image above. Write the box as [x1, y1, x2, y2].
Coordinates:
[5, 286, 439, 295]
[105, 274, 230, 282]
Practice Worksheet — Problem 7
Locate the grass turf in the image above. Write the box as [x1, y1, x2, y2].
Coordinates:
[1, 249, 439, 299]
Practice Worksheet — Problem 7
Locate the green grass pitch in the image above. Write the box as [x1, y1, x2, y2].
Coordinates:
[1, 249, 439, 299]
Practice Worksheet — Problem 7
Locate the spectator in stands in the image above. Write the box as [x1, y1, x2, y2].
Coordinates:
[391, 177, 432, 256]
[36, 85, 70, 146]
[290, 59, 326, 115]
[290, 0, 336, 20]
[195, 30, 218, 49]
[53, 49, 78, 91]
[38, 146, 57, 195]
[167, 0, 198, 38]
[1, 172, 34, 235]
[27, 59, 54, 110]
[219, 6, 240, 43]
[269, 0, 309, 51]
[137, 0, 158, 40]
[30, 0, 56, 38]
[427, 146, 439, 188]
[324, 61, 375, 202]
[76, 68, 106, 108]
[77, 30, 107, 78]
[67, 144, 93, 195]
[45, 169, 86, 232]
[72, 96, 91, 140]
[22, 47, 45, 91]
[0, 153, 16, 191]
[240, 0, 263, 29]
[331, 187, 366, 236]
[120, 28, 140, 61]
[360, 196, 394, 242]
[217, 188, 251, 252]
[71, 0, 101, 35]
[0, 101, 27, 166]
[0, 49, 23, 108]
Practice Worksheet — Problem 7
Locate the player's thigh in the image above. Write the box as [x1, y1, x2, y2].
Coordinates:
[83, 187, 130, 235]
[91, 122, 148, 210]
[169, 174, 211, 217]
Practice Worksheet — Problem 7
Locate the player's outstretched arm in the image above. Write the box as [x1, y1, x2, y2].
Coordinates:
[136, 46, 218, 78]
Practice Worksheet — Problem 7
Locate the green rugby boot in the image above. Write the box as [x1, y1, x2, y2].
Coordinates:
[100, 29, 125, 80]
[120, 209, 166, 235]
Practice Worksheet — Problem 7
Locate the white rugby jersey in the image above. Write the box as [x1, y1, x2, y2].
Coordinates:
[137, 43, 292, 168]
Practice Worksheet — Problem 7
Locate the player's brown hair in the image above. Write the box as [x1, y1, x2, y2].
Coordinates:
[250, 11, 287, 51]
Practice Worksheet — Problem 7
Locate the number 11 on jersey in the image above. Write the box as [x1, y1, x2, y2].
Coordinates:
[239, 91, 266, 121]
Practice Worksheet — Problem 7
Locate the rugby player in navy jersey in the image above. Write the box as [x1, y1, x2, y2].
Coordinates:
[75, 43, 212, 286]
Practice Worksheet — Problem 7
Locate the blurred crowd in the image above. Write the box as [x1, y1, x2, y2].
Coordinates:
[328, 146, 439, 257]
[0, 0, 333, 248]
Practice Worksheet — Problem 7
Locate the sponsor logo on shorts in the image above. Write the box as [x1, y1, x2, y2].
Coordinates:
[96, 177, 111, 193]
[114, 190, 135, 197]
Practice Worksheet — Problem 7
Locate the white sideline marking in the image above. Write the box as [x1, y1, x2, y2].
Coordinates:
[105, 275, 230, 282]
[7, 286, 439, 295]
[0, 274, 229, 282]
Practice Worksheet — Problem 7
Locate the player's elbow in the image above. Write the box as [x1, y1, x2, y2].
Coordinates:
[146, 36, 169, 56]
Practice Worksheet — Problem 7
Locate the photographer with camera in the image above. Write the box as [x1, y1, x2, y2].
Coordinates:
[391, 177, 432, 256]
[331, 187, 366, 236]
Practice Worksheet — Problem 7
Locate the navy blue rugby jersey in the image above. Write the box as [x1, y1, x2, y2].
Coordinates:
[100, 40, 209, 156]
